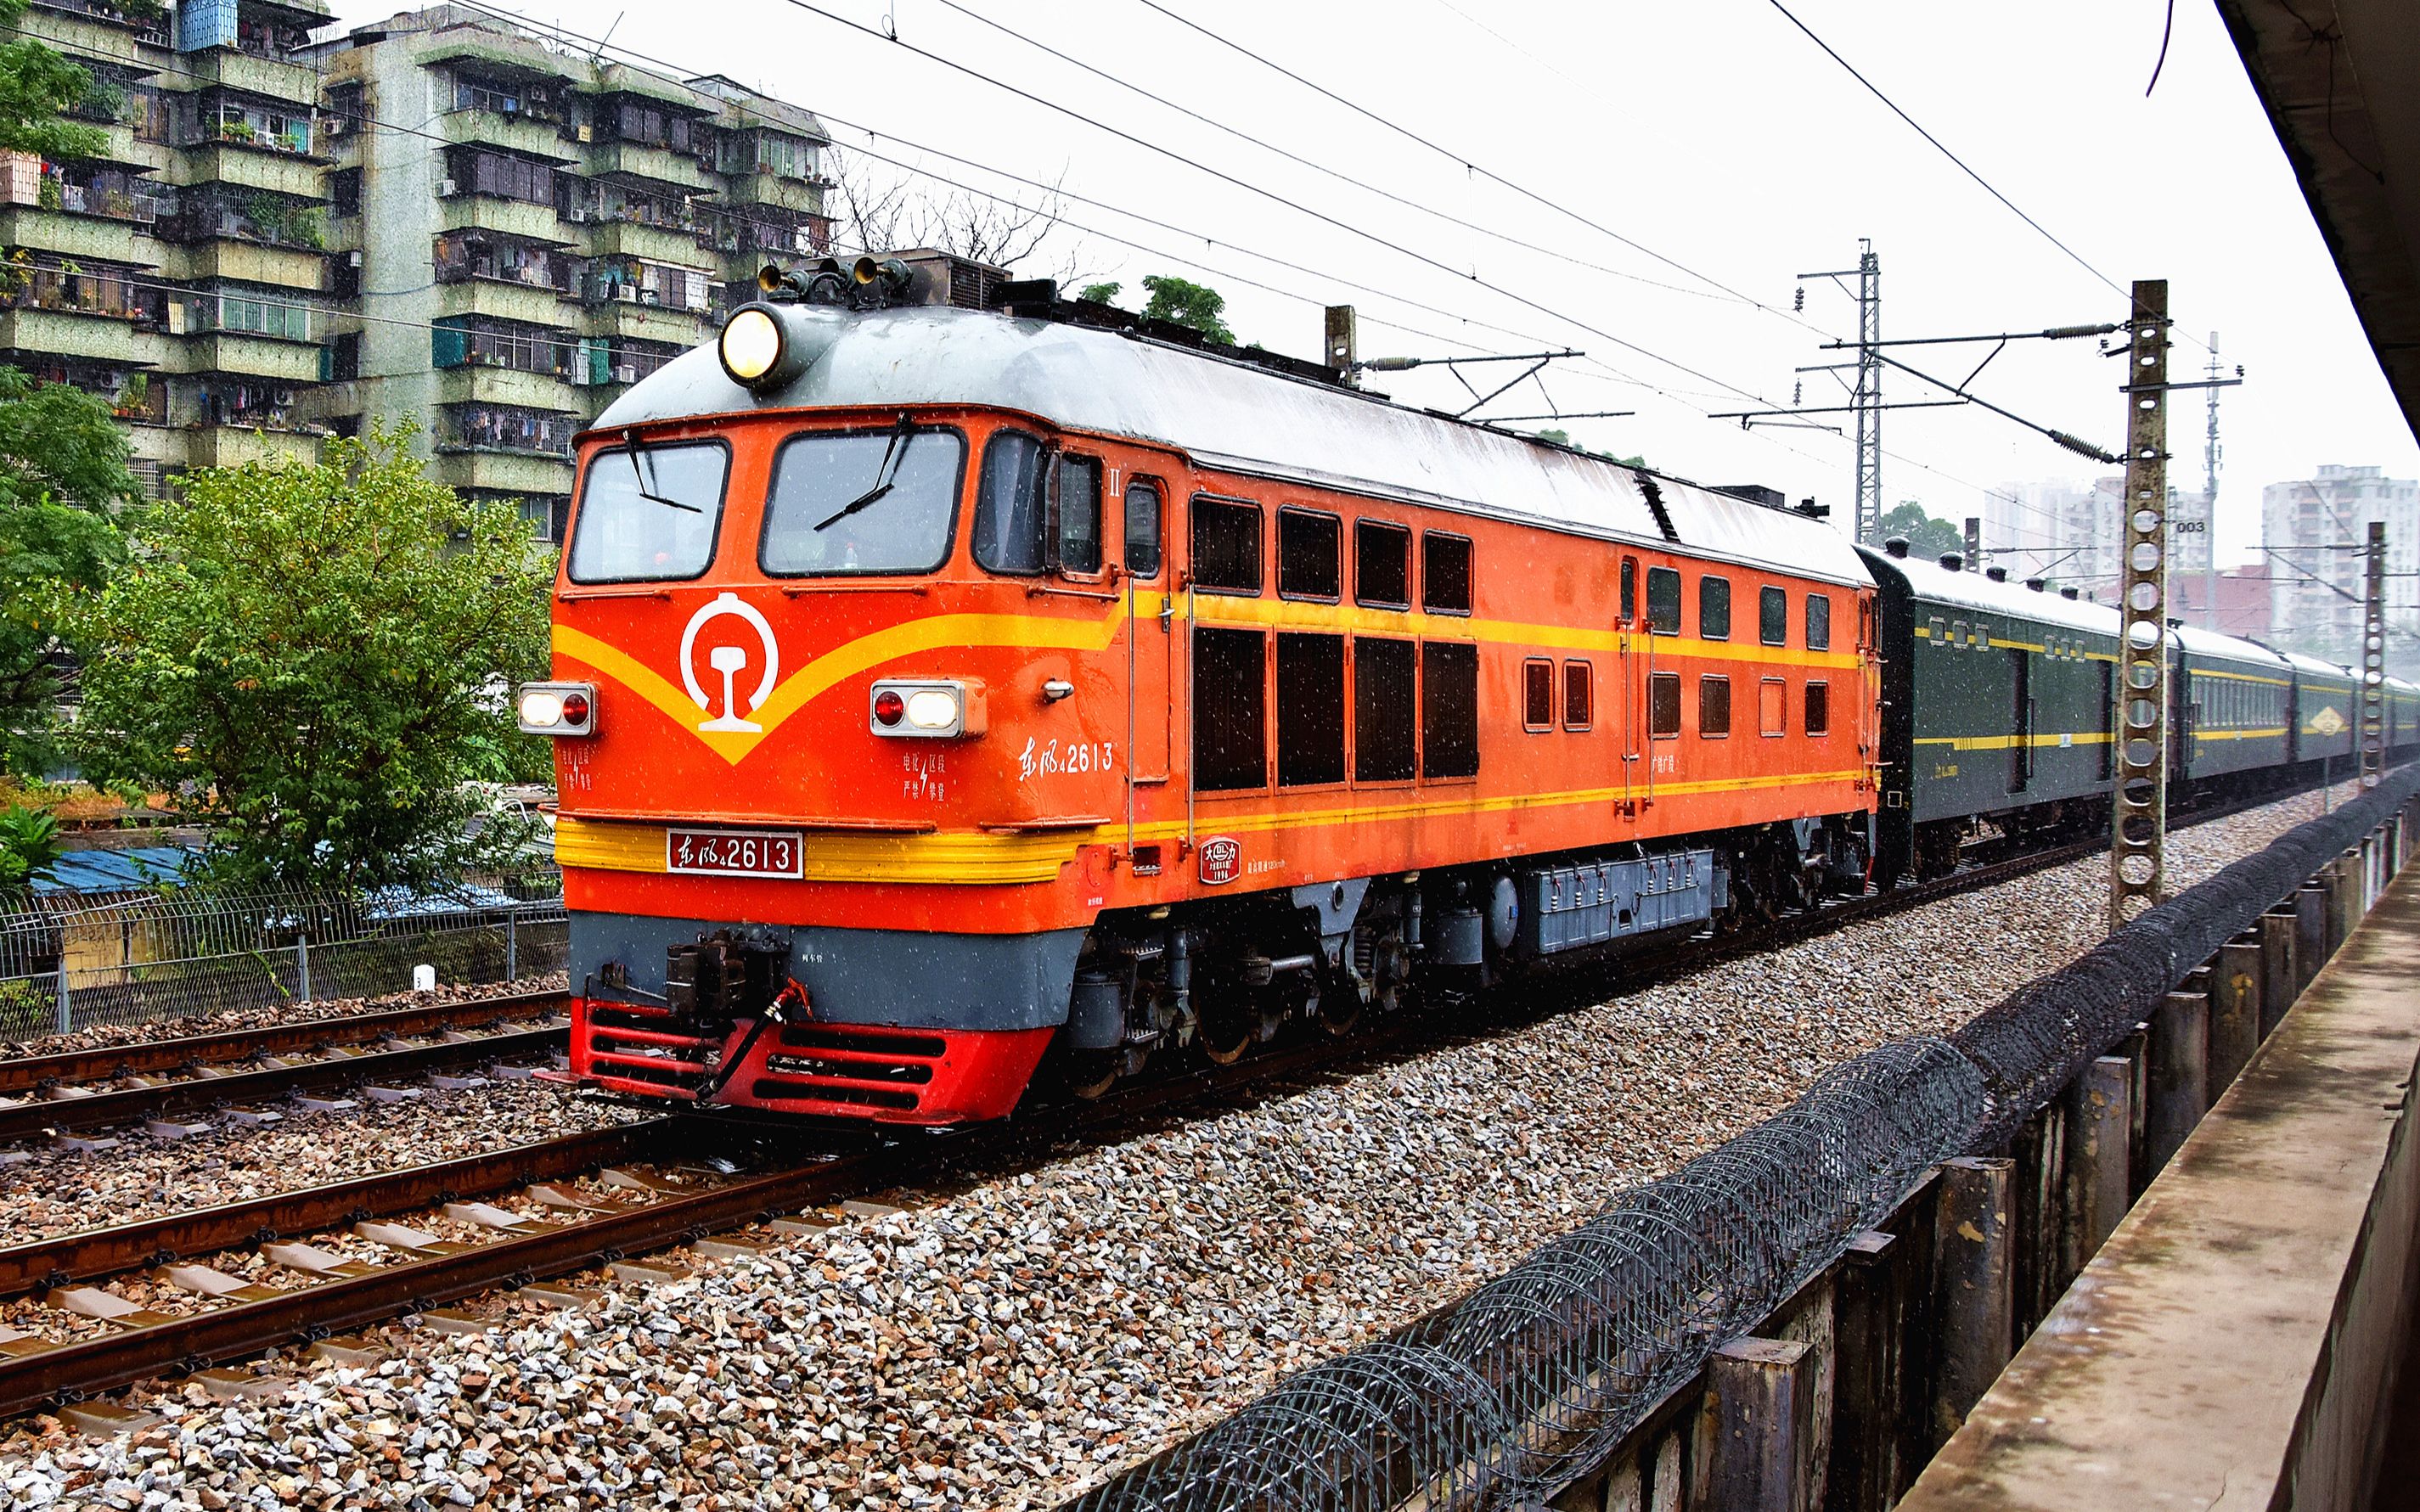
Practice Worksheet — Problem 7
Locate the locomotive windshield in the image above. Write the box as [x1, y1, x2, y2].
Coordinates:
[566, 440, 729, 584]
[760, 426, 965, 576]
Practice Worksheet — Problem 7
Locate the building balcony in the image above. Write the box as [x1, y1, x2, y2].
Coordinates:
[436, 363, 581, 413]
[0, 205, 163, 268]
[431, 447, 575, 497]
[167, 143, 325, 198]
[588, 140, 718, 194]
[437, 193, 572, 248]
[165, 332, 322, 382]
[174, 48, 319, 107]
[718, 169, 824, 216]
[582, 297, 706, 347]
[436, 277, 576, 329]
[20, 5, 155, 60]
[581, 216, 709, 267]
[0, 307, 166, 367]
[161, 239, 324, 290]
[436, 108, 576, 164]
[180, 424, 325, 470]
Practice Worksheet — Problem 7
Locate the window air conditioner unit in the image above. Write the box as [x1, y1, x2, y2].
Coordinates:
[614, 286, 637, 302]
[566, 206, 589, 222]
[437, 177, 458, 196]
[612, 364, 637, 383]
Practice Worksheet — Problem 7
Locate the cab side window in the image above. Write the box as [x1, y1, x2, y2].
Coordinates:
[1123, 481, 1161, 576]
[1055, 456, 1101, 575]
[973, 430, 1048, 574]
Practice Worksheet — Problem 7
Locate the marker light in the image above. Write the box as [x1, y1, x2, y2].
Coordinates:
[515, 682, 597, 736]
[867, 679, 982, 739]
[718, 306, 783, 385]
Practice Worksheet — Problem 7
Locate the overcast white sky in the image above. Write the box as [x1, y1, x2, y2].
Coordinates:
[358, 0, 2419, 566]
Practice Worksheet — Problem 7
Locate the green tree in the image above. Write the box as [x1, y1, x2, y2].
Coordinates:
[0, 802, 59, 886]
[1530, 428, 1571, 447]
[0, 367, 136, 773]
[0, 0, 109, 162]
[1876, 499, 1965, 560]
[1076, 281, 1122, 306]
[1140, 274, 1234, 346]
[71, 422, 554, 889]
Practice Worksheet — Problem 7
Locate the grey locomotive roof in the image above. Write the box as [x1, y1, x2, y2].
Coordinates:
[1861, 548, 2122, 635]
[594, 304, 1874, 589]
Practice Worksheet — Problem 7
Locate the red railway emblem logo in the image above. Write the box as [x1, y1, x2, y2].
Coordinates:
[1198, 835, 1242, 885]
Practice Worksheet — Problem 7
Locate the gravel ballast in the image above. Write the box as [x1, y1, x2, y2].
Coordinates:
[0, 788, 2368, 1509]
[0, 975, 571, 1065]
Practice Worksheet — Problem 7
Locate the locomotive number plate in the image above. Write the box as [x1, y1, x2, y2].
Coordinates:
[667, 827, 804, 879]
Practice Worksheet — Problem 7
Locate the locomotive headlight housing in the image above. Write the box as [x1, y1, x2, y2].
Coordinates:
[516, 681, 597, 736]
[719, 306, 784, 385]
[868, 679, 984, 739]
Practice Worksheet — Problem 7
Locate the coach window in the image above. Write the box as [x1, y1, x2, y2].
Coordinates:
[1699, 675, 1731, 738]
[1055, 455, 1102, 575]
[1422, 532, 1473, 615]
[1806, 593, 1832, 651]
[1422, 642, 1479, 777]
[1646, 566, 1682, 634]
[1123, 481, 1161, 576]
[760, 428, 961, 577]
[569, 438, 728, 584]
[1700, 576, 1731, 640]
[1191, 497, 1262, 594]
[1279, 509, 1342, 600]
[1193, 627, 1267, 790]
[1563, 660, 1593, 730]
[1928, 615, 1948, 645]
[1648, 671, 1682, 737]
[1950, 620, 1967, 649]
[1277, 632, 1346, 785]
[1354, 638, 1417, 781]
[973, 429, 1049, 574]
[1620, 558, 1637, 624]
[1806, 681, 1831, 736]
[1356, 520, 1410, 609]
[1759, 677, 1786, 737]
[1523, 659, 1555, 732]
[1759, 586, 1787, 646]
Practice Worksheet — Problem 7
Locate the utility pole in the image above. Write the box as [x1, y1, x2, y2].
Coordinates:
[1963, 516, 1982, 571]
[2202, 332, 2222, 628]
[1852, 244, 1882, 545]
[2112, 279, 2170, 933]
[2362, 520, 2386, 789]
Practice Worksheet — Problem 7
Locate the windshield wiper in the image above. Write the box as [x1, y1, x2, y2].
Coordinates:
[624, 429, 701, 514]
[815, 413, 915, 531]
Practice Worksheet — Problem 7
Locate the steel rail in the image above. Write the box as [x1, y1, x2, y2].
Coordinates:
[0, 1026, 569, 1143]
[0, 990, 571, 1095]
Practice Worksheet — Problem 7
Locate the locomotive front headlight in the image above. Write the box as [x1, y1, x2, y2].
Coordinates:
[903, 689, 960, 731]
[516, 682, 597, 736]
[868, 679, 982, 739]
[719, 306, 784, 385]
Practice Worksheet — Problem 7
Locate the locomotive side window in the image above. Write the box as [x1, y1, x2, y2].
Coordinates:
[1620, 558, 1637, 623]
[760, 427, 964, 577]
[1055, 455, 1102, 575]
[1759, 677, 1786, 737]
[1759, 587, 1787, 646]
[1191, 497, 1263, 595]
[567, 438, 729, 584]
[1699, 576, 1731, 640]
[1522, 659, 1555, 732]
[1422, 532, 1472, 615]
[1806, 681, 1830, 736]
[1123, 481, 1162, 576]
[1648, 672, 1681, 737]
[1699, 675, 1731, 738]
[1806, 593, 1831, 651]
[974, 429, 1049, 574]
[1279, 509, 1342, 600]
[1277, 633, 1346, 786]
[1354, 638, 1417, 781]
[1356, 520, 1410, 609]
[1646, 567, 1682, 634]
[1421, 641, 1479, 777]
[1193, 627, 1267, 790]
[1563, 660, 1593, 730]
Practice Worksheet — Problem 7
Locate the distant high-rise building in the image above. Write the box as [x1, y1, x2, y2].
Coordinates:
[2260, 464, 2419, 671]
[1981, 476, 2215, 619]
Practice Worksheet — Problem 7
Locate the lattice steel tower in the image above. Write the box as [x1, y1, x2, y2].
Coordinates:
[1852, 243, 1883, 544]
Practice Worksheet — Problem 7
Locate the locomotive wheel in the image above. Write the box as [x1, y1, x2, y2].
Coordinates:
[1196, 996, 1255, 1065]
[1066, 1050, 1123, 1100]
[1317, 995, 1362, 1037]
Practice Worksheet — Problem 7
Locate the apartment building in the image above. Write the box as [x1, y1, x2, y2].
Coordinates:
[1979, 475, 2218, 619]
[2, 3, 832, 536]
[6, 0, 338, 497]
[2260, 464, 2419, 670]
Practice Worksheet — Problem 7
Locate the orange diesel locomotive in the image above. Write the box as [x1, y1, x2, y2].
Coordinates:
[522, 270, 1880, 1125]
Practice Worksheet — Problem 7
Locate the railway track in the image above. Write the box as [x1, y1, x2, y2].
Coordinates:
[0, 785, 2309, 1429]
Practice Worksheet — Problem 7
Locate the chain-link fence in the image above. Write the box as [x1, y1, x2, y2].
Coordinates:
[0, 871, 566, 1038]
[1069, 767, 2420, 1512]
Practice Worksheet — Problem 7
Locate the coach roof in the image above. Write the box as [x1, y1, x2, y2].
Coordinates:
[594, 302, 1874, 589]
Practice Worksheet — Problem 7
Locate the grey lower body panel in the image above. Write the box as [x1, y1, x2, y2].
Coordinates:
[569, 912, 1088, 1031]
